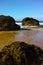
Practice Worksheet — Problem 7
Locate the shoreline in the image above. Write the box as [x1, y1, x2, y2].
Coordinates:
[0, 29, 43, 51]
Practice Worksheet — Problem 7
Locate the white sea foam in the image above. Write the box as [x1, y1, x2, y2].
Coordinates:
[16, 22, 43, 26]
[39, 23, 43, 25]
[16, 22, 43, 30]
[16, 22, 22, 28]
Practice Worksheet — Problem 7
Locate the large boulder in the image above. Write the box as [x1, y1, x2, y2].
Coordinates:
[22, 17, 39, 26]
[0, 42, 43, 65]
[0, 15, 20, 31]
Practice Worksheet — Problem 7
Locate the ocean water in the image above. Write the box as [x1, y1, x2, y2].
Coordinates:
[16, 21, 43, 23]
[39, 21, 43, 25]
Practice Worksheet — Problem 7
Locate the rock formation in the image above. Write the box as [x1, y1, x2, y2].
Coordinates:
[22, 17, 39, 26]
[0, 42, 43, 65]
[0, 15, 20, 31]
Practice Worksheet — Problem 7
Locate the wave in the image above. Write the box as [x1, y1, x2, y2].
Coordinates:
[16, 22, 43, 30]
[39, 23, 43, 25]
[16, 22, 43, 26]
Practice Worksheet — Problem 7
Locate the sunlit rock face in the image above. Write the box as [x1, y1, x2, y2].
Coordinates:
[22, 17, 39, 26]
[0, 15, 20, 31]
[0, 42, 43, 65]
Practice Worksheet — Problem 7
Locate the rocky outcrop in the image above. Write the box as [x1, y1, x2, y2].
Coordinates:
[0, 15, 20, 31]
[22, 17, 39, 26]
[0, 42, 43, 65]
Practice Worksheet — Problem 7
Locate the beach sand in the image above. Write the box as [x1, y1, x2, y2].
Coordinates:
[0, 28, 43, 51]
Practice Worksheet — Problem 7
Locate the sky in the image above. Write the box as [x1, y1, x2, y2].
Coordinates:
[0, 0, 43, 21]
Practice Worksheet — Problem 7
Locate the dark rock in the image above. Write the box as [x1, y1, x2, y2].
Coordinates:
[0, 15, 20, 31]
[12, 24, 20, 30]
[22, 17, 39, 26]
[0, 42, 43, 65]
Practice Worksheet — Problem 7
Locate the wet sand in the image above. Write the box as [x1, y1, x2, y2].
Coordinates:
[0, 29, 43, 51]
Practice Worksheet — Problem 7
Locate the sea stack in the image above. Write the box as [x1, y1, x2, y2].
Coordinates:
[22, 17, 39, 26]
[0, 15, 20, 31]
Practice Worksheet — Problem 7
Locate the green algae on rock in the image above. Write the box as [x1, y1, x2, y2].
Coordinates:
[0, 42, 43, 65]
[0, 15, 20, 31]
[22, 17, 39, 26]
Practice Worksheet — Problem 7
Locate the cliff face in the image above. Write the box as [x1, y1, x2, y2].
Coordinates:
[22, 17, 39, 26]
[0, 42, 43, 65]
[0, 15, 20, 31]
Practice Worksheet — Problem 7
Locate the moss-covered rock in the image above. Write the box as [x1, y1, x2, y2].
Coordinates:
[22, 17, 39, 26]
[0, 15, 20, 31]
[0, 42, 43, 65]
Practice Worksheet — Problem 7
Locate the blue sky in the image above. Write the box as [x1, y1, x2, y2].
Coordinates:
[0, 0, 43, 21]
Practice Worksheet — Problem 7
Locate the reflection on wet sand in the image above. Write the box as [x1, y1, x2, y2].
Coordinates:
[0, 29, 43, 51]
[0, 31, 16, 51]
[14, 30, 43, 49]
